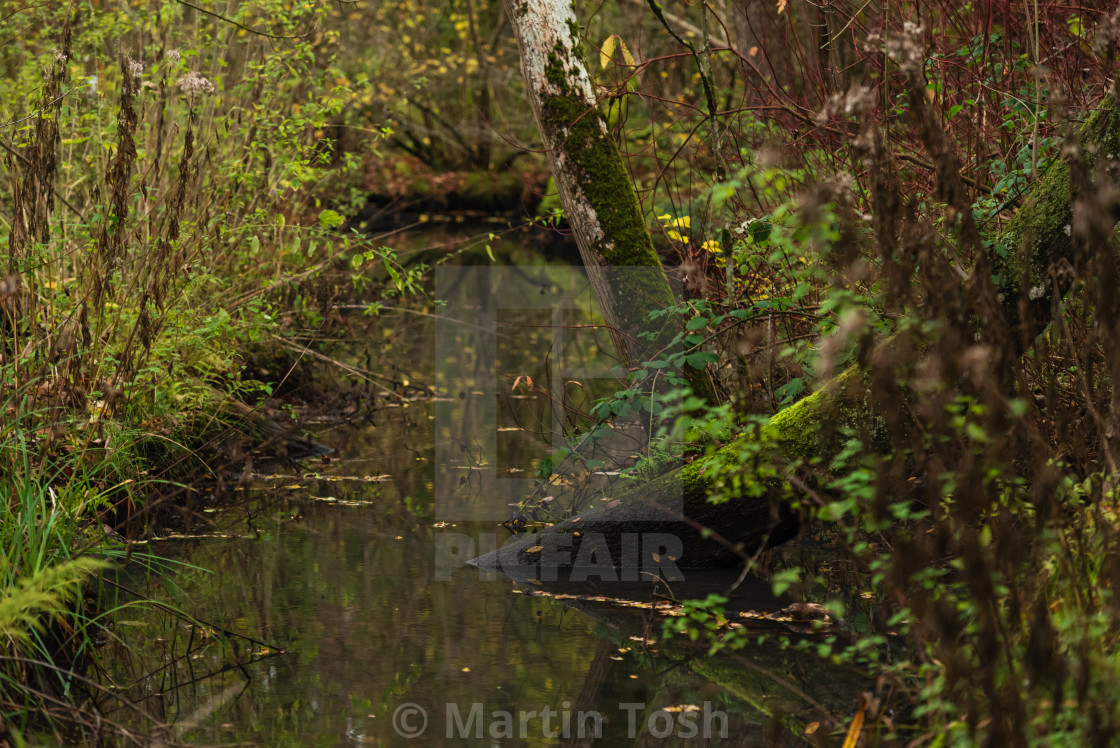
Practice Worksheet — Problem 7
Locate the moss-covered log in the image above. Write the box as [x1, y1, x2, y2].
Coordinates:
[470, 368, 869, 572]
[994, 95, 1120, 341]
[471, 86, 1119, 571]
[502, 0, 714, 402]
[493, 18, 1119, 570]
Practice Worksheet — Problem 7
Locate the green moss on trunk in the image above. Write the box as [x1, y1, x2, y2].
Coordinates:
[537, 43, 714, 401]
[994, 96, 1120, 336]
[470, 368, 872, 571]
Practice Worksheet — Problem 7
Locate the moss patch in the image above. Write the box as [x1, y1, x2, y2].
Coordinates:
[537, 43, 714, 399]
[994, 96, 1120, 331]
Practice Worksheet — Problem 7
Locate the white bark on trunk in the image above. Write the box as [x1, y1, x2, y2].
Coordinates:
[503, 0, 715, 403]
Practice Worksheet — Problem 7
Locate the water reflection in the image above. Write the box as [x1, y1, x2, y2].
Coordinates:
[98, 228, 854, 746]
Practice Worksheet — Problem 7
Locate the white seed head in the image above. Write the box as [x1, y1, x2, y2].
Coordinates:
[177, 71, 215, 98]
[885, 22, 925, 79]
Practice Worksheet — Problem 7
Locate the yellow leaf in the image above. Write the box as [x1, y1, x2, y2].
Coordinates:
[841, 700, 867, 748]
[777, 0, 788, 13]
[619, 39, 635, 67]
[600, 34, 617, 70]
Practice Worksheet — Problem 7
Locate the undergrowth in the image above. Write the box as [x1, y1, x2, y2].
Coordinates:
[0, 0, 398, 739]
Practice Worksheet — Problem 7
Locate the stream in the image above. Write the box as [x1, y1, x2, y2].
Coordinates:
[98, 226, 861, 747]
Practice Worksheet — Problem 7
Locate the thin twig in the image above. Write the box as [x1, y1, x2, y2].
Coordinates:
[174, 0, 312, 40]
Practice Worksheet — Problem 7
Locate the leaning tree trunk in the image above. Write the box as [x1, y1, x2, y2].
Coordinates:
[494, 0, 1120, 569]
[473, 92, 1120, 571]
[503, 0, 715, 402]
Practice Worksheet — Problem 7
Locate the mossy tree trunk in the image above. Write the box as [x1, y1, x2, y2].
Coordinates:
[993, 96, 1120, 345]
[502, 0, 715, 402]
[474, 88, 1120, 564]
[496, 4, 1120, 565]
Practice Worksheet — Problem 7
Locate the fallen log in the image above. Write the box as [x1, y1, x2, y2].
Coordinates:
[470, 97, 1120, 575]
[993, 95, 1120, 343]
[470, 369, 868, 573]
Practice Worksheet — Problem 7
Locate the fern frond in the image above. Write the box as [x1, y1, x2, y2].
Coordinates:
[0, 557, 110, 646]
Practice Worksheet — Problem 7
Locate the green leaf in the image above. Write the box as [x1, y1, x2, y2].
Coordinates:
[773, 378, 804, 403]
[686, 316, 708, 331]
[318, 209, 344, 228]
[684, 352, 717, 368]
[772, 568, 800, 596]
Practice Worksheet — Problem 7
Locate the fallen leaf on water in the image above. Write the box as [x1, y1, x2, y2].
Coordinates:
[525, 545, 543, 553]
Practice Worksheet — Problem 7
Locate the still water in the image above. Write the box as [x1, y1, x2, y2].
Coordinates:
[99, 227, 858, 746]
